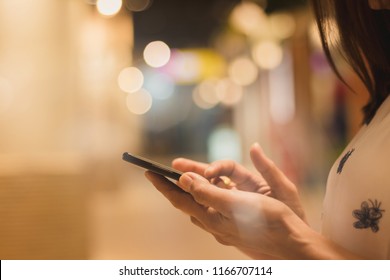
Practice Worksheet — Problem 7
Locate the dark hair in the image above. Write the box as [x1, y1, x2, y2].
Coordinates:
[311, 0, 390, 124]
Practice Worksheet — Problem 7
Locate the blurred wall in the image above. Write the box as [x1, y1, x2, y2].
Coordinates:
[0, 0, 136, 259]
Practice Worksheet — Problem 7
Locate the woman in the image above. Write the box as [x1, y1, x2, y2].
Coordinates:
[145, 0, 390, 259]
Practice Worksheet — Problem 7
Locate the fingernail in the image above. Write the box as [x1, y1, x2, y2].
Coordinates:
[252, 142, 260, 149]
[221, 176, 231, 185]
[179, 174, 193, 191]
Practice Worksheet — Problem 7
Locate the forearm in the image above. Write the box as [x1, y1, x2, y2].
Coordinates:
[283, 213, 363, 260]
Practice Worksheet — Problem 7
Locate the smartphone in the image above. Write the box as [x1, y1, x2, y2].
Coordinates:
[122, 152, 183, 181]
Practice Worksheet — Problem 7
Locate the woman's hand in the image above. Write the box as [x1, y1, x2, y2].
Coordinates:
[145, 143, 363, 259]
[145, 143, 311, 258]
[145, 169, 311, 259]
[173, 143, 307, 223]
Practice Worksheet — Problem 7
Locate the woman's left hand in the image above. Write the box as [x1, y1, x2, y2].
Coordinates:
[145, 170, 308, 259]
[172, 143, 307, 222]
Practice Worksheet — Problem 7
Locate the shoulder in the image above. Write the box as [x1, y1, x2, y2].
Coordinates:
[322, 97, 390, 259]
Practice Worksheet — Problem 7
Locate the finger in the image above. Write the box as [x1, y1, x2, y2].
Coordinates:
[191, 213, 233, 238]
[179, 172, 235, 218]
[204, 160, 249, 182]
[145, 171, 207, 218]
[172, 158, 209, 175]
[173, 158, 233, 188]
[250, 143, 290, 190]
[146, 171, 232, 232]
[211, 176, 235, 189]
[205, 160, 266, 192]
[250, 144, 308, 221]
[190, 216, 232, 246]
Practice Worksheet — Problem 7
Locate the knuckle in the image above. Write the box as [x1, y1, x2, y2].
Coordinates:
[224, 160, 237, 176]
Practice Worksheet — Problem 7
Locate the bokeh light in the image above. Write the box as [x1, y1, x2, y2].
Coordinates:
[229, 1, 268, 37]
[126, 89, 152, 115]
[96, 0, 122, 16]
[252, 40, 283, 70]
[143, 41, 171, 68]
[269, 12, 296, 40]
[192, 79, 220, 109]
[117, 67, 144, 93]
[228, 56, 258, 86]
[216, 78, 243, 106]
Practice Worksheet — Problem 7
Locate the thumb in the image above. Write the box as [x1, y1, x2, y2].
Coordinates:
[179, 172, 234, 217]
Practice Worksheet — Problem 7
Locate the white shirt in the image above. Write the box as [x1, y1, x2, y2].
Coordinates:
[322, 95, 390, 259]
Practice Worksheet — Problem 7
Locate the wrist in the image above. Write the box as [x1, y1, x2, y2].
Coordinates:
[280, 209, 320, 259]
[282, 213, 362, 259]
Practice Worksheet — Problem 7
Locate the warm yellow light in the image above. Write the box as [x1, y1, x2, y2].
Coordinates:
[228, 56, 258, 86]
[216, 78, 243, 106]
[269, 13, 296, 39]
[192, 89, 215, 110]
[229, 2, 268, 37]
[196, 49, 226, 80]
[118, 67, 144, 93]
[252, 40, 283, 70]
[192, 79, 220, 109]
[96, 0, 122, 17]
[126, 89, 152, 115]
[143, 41, 171, 68]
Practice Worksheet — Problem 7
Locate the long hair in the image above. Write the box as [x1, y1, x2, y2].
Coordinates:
[311, 0, 390, 124]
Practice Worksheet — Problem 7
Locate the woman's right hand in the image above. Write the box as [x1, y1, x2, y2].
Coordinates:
[173, 143, 307, 223]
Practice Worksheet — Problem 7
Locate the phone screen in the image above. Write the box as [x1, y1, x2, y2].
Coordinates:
[122, 152, 183, 181]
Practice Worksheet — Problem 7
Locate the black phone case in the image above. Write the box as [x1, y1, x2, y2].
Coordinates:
[122, 152, 183, 181]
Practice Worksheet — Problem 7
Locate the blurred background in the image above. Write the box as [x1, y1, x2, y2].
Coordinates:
[0, 0, 368, 259]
